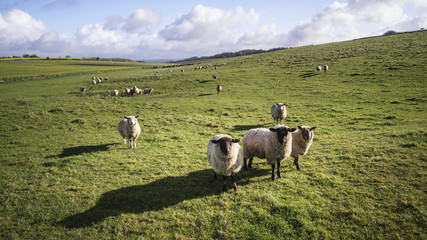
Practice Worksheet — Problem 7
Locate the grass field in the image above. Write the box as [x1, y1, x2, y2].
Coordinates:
[0, 31, 426, 239]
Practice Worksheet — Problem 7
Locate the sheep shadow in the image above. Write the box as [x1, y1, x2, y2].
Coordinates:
[48, 143, 117, 158]
[299, 72, 319, 78]
[59, 168, 269, 228]
[233, 124, 266, 131]
[198, 93, 214, 97]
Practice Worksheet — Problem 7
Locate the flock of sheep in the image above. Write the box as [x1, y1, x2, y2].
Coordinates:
[118, 102, 316, 192]
[79, 76, 154, 97]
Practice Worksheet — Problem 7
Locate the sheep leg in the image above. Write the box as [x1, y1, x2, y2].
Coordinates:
[276, 160, 282, 179]
[133, 140, 137, 148]
[243, 157, 248, 170]
[222, 175, 227, 192]
[123, 138, 126, 144]
[231, 173, 237, 192]
[294, 157, 301, 171]
[129, 139, 133, 148]
[271, 163, 276, 180]
[248, 158, 253, 169]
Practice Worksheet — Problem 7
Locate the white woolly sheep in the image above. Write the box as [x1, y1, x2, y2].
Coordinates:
[113, 90, 119, 96]
[97, 78, 102, 84]
[125, 88, 131, 96]
[92, 76, 96, 80]
[207, 134, 242, 192]
[212, 74, 218, 79]
[118, 115, 141, 149]
[316, 65, 322, 71]
[144, 88, 154, 95]
[291, 126, 317, 171]
[132, 86, 142, 96]
[242, 125, 296, 180]
[181, 69, 184, 72]
[92, 79, 96, 85]
[323, 65, 328, 73]
[104, 77, 109, 81]
[216, 85, 222, 94]
[271, 103, 287, 125]
[80, 86, 86, 93]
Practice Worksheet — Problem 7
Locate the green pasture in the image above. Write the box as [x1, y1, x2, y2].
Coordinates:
[0, 31, 426, 239]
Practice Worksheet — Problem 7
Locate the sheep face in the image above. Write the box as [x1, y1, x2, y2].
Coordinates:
[269, 126, 296, 144]
[124, 115, 140, 126]
[211, 137, 240, 156]
[298, 126, 317, 141]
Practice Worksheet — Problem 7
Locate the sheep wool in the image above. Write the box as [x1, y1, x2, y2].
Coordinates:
[291, 126, 317, 171]
[207, 134, 242, 191]
[242, 126, 296, 180]
[271, 103, 287, 125]
[118, 115, 141, 149]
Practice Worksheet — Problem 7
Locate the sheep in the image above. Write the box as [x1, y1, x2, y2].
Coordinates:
[316, 65, 322, 71]
[104, 77, 109, 81]
[242, 125, 296, 180]
[118, 115, 141, 149]
[80, 86, 86, 93]
[113, 90, 119, 96]
[97, 77, 102, 84]
[144, 88, 154, 95]
[181, 69, 184, 72]
[207, 134, 242, 192]
[212, 74, 218, 80]
[216, 85, 222, 94]
[92, 76, 96, 80]
[291, 126, 317, 171]
[125, 87, 131, 96]
[92, 79, 96, 85]
[323, 65, 328, 73]
[132, 86, 142, 96]
[271, 103, 287, 125]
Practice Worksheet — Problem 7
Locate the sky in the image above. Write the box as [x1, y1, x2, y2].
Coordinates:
[0, 0, 426, 60]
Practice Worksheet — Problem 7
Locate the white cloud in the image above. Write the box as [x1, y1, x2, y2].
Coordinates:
[0, 9, 46, 45]
[122, 8, 160, 34]
[40, 0, 79, 11]
[159, 4, 259, 41]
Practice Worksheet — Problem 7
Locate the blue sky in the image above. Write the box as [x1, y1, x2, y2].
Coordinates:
[0, 0, 426, 60]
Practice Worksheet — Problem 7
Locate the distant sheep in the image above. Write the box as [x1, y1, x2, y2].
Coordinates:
[80, 86, 86, 93]
[323, 65, 328, 73]
[113, 90, 119, 96]
[291, 126, 317, 171]
[212, 74, 218, 79]
[181, 69, 184, 72]
[118, 115, 141, 149]
[316, 65, 322, 71]
[242, 126, 296, 180]
[144, 88, 154, 95]
[125, 88, 131, 96]
[97, 78, 102, 84]
[92, 76, 96, 80]
[207, 134, 242, 192]
[271, 103, 287, 125]
[216, 85, 222, 94]
[92, 79, 96, 85]
[132, 86, 142, 96]
[104, 77, 109, 81]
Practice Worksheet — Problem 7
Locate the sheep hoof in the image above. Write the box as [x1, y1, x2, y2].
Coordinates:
[277, 174, 282, 179]
[233, 184, 238, 192]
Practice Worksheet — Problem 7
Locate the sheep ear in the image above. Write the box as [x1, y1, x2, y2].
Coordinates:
[232, 138, 240, 143]
[211, 140, 219, 144]
[124, 116, 129, 119]
[289, 128, 297, 132]
[269, 128, 278, 132]
[298, 126, 302, 129]
[310, 126, 317, 131]
[135, 115, 140, 118]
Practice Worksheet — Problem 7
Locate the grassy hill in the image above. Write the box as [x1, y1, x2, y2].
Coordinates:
[0, 30, 426, 239]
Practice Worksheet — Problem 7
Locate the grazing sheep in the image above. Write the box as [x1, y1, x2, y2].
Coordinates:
[118, 115, 141, 149]
[291, 126, 317, 171]
[242, 126, 296, 180]
[144, 88, 154, 95]
[212, 74, 218, 80]
[92, 79, 96, 85]
[216, 85, 222, 94]
[132, 86, 142, 96]
[113, 90, 119, 96]
[271, 103, 287, 125]
[97, 78, 102, 84]
[125, 88, 131, 96]
[316, 65, 322, 71]
[323, 65, 328, 73]
[181, 69, 184, 72]
[92, 76, 96, 80]
[80, 86, 86, 93]
[207, 134, 242, 192]
[104, 77, 109, 81]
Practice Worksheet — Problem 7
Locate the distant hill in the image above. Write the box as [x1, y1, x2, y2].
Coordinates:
[170, 47, 287, 63]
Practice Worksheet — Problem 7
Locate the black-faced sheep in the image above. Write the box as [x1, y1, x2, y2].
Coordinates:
[323, 65, 328, 73]
[291, 126, 317, 171]
[242, 126, 296, 180]
[216, 85, 222, 94]
[80, 86, 86, 93]
[207, 134, 242, 192]
[144, 88, 154, 95]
